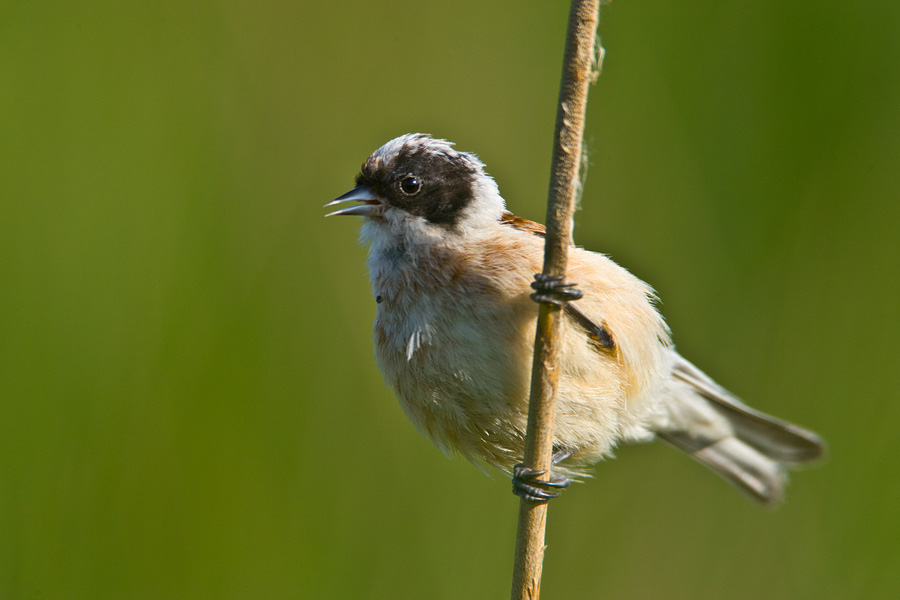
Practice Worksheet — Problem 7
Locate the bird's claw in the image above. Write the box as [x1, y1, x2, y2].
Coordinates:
[530, 273, 583, 307]
[512, 465, 571, 501]
[512, 449, 574, 502]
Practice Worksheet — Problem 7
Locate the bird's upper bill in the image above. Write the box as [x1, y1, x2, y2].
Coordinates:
[324, 185, 383, 218]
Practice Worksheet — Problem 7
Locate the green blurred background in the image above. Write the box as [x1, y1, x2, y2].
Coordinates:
[2, 1, 898, 598]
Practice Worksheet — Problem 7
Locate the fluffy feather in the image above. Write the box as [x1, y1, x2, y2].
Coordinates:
[329, 134, 825, 503]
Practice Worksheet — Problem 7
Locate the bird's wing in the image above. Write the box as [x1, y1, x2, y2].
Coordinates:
[499, 212, 616, 353]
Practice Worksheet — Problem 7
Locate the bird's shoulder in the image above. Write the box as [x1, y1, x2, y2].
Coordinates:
[499, 212, 549, 239]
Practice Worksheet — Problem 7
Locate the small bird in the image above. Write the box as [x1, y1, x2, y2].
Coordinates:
[326, 133, 824, 505]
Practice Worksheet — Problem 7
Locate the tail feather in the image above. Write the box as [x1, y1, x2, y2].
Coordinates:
[673, 357, 825, 464]
[659, 432, 787, 504]
[658, 355, 825, 505]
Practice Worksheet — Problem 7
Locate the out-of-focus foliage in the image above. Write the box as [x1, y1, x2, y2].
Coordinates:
[1, 1, 897, 598]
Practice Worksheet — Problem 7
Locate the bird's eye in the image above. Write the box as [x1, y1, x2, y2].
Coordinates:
[399, 175, 421, 196]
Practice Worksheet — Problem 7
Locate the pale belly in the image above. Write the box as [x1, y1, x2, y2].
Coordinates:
[370, 287, 644, 473]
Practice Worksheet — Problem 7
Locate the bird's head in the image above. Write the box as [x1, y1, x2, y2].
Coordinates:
[326, 134, 506, 242]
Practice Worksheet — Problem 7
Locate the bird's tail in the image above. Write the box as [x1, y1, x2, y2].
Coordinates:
[657, 356, 825, 505]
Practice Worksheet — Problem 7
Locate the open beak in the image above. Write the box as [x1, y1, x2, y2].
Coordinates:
[324, 186, 383, 217]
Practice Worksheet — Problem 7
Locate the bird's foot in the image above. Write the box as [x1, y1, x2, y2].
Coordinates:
[530, 273, 583, 307]
[512, 449, 574, 502]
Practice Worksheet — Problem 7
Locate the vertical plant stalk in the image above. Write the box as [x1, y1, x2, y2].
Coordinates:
[510, 1, 602, 599]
